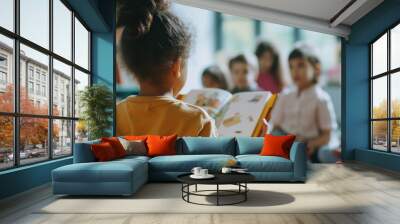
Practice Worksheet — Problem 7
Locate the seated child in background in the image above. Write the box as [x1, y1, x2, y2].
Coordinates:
[255, 41, 284, 93]
[270, 47, 340, 163]
[229, 54, 255, 94]
[201, 65, 228, 90]
[116, 0, 216, 137]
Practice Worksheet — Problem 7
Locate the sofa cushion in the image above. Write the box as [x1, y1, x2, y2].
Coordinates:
[101, 137, 127, 158]
[177, 137, 236, 155]
[53, 158, 147, 183]
[147, 135, 177, 157]
[259, 134, 296, 159]
[149, 154, 235, 172]
[91, 142, 118, 161]
[118, 138, 147, 156]
[236, 155, 293, 172]
[236, 137, 263, 155]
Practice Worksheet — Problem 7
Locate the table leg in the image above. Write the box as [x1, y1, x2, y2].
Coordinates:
[217, 184, 219, 206]
[187, 184, 190, 202]
[245, 183, 247, 201]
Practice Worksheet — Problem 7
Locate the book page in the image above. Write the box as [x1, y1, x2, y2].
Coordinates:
[183, 88, 232, 117]
[217, 91, 271, 136]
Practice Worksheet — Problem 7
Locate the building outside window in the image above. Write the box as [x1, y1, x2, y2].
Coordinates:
[28, 81, 34, 94]
[0, 71, 7, 85]
[0, 54, 8, 89]
[28, 67, 34, 80]
[41, 73, 46, 83]
[35, 83, 40, 95]
[41, 85, 46, 97]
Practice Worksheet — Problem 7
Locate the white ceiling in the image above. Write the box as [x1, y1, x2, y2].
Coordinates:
[226, 0, 353, 23]
[174, 0, 384, 38]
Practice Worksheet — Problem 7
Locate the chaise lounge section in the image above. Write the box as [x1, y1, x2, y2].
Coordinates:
[52, 137, 306, 196]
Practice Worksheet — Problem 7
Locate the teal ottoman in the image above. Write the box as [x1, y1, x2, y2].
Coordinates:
[52, 156, 148, 196]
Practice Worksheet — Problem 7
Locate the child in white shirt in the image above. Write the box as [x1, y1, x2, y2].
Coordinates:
[270, 47, 340, 163]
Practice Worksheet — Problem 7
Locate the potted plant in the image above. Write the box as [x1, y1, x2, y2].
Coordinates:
[79, 84, 113, 140]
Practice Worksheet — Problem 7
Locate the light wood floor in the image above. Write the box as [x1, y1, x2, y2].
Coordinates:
[1, 162, 400, 224]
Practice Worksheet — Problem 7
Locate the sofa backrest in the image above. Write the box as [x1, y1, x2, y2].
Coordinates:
[235, 137, 263, 155]
[74, 137, 269, 162]
[73, 139, 100, 163]
[176, 137, 236, 155]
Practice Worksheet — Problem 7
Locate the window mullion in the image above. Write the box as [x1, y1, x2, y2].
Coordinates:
[48, 0, 54, 160]
[388, 30, 391, 152]
[71, 11, 76, 155]
[13, 0, 21, 167]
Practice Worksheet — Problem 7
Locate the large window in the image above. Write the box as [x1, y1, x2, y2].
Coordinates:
[370, 23, 400, 153]
[0, 0, 91, 170]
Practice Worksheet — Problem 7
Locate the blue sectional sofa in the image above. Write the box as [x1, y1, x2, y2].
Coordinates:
[52, 137, 306, 196]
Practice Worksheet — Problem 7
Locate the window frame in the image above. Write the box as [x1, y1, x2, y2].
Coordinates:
[369, 20, 400, 154]
[0, 0, 92, 171]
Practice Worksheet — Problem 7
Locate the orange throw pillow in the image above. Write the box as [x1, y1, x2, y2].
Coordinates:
[124, 135, 148, 141]
[101, 137, 126, 158]
[91, 142, 117, 161]
[146, 135, 177, 157]
[260, 134, 296, 159]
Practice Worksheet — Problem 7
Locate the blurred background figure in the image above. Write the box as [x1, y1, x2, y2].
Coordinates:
[255, 41, 284, 93]
[270, 46, 340, 163]
[229, 54, 255, 94]
[201, 65, 228, 90]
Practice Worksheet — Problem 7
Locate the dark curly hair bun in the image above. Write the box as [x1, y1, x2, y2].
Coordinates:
[117, 0, 169, 37]
[118, 0, 191, 83]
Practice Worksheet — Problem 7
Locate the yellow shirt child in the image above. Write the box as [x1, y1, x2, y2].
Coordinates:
[116, 95, 217, 137]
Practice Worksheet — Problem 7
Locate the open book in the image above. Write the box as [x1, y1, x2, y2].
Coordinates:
[183, 88, 275, 137]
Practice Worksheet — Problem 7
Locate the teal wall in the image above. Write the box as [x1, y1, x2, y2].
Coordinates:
[0, 158, 72, 199]
[0, 0, 115, 200]
[343, 0, 400, 171]
[91, 0, 115, 135]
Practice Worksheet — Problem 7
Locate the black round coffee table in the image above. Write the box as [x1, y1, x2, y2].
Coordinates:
[177, 173, 255, 206]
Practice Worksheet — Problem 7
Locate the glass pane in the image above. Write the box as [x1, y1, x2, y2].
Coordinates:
[74, 69, 89, 118]
[372, 33, 387, 76]
[53, 0, 72, 60]
[0, 0, 14, 31]
[391, 24, 400, 70]
[20, 117, 49, 165]
[53, 59, 72, 117]
[75, 120, 88, 143]
[222, 15, 254, 54]
[20, 0, 49, 49]
[0, 116, 13, 170]
[372, 121, 387, 151]
[372, 77, 387, 119]
[53, 119, 72, 157]
[75, 18, 89, 70]
[391, 72, 400, 118]
[0, 34, 14, 112]
[20, 44, 49, 115]
[391, 120, 400, 153]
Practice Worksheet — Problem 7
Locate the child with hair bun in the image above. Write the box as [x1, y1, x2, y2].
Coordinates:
[116, 0, 216, 137]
